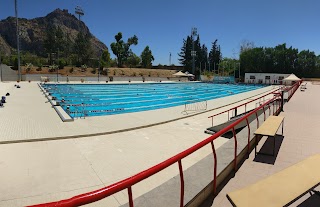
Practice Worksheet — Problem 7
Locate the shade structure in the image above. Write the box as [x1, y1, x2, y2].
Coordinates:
[283, 74, 301, 81]
[172, 71, 189, 77]
[184, 71, 195, 77]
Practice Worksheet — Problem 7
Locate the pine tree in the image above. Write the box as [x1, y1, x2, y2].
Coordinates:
[43, 26, 57, 64]
[73, 32, 92, 65]
[209, 40, 222, 73]
[140, 46, 154, 68]
[178, 36, 192, 70]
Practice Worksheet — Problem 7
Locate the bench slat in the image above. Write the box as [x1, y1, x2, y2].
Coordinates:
[227, 154, 320, 207]
[254, 116, 284, 137]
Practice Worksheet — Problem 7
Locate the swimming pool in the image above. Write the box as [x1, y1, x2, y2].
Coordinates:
[42, 83, 265, 118]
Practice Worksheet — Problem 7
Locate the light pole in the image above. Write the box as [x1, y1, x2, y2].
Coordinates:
[234, 62, 237, 83]
[57, 48, 59, 82]
[191, 27, 197, 76]
[75, 6, 84, 30]
[238, 62, 241, 82]
[15, 0, 21, 81]
[98, 50, 102, 82]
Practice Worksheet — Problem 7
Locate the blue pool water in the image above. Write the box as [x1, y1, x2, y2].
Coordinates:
[42, 83, 265, 118]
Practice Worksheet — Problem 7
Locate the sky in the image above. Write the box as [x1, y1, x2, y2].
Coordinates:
[1, 0, 320, 65]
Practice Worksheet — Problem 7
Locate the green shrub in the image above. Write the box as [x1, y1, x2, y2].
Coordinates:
[25, 63, 33, 73]
[49, 65, 58, 72]
[101, 69, 108, 76]
[58, 59, 66, 69]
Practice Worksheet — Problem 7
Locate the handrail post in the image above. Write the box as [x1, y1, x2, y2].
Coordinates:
[178, 160, 184, 207]
[281, 90, 284, 112]
[245, 117, 250, 157]
[272, 101, 275, 115]
[232, 127, 238, 171]
[263, 106, 266, 121]
[211, 141, 217, 195]
[128, 187, 134, 207]
[255, 111, 259, 128]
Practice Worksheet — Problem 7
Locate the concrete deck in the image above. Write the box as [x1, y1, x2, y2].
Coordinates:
[0, 82, 277, 206]
[202, 82, 320, 207]
[0, 82, 274, 143]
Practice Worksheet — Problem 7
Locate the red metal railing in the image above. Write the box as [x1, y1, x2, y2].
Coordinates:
[29, 94, 284, 207]
[284, 81, 301, 101]
[208, 87, 283, 127]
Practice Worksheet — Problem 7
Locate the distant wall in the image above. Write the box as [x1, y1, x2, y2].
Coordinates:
[22, 74, 189, 82]
[0, 64, 18, 81]
[200, 75, 214, 82]
[245, 73, 290, 84]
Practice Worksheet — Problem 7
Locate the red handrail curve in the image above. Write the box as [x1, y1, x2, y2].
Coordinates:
[29, 95, 283, 207]
[285, 81, 301, 101]
[208, 86, 283, 126]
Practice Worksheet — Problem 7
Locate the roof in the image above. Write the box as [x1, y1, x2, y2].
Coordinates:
[172, 71, 189, 77]
[283, 74, 301, 81]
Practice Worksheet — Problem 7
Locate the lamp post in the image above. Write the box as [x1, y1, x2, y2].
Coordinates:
[56, 48, 59, 82]
[238, 62, 241, 82]
[15, 0, 21, 81]
[191, 27, 197, 76]
[98, 51, 102, 82]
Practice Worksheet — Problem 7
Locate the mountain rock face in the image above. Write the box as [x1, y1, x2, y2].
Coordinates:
[0, 8, 107, 56]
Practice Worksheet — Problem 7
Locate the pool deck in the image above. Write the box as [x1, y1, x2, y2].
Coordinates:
[0, 82, 274, 143]
[202, 82, 320, 207]
[0, 82, 280, 206]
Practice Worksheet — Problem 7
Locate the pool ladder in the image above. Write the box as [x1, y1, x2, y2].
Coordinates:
[182, 99, 207, 115]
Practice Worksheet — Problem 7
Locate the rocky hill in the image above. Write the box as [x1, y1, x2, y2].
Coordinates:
[0, 8, 107, 56]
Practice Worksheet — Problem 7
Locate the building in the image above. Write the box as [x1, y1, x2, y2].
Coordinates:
[244, 73, 290, 84]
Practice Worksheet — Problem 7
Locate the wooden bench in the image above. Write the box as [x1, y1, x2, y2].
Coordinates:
[226, 154, 320, 207]
[254, 115, 284, 156]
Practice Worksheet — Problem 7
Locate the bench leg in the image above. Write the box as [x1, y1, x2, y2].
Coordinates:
[255, 135, 259, 156]
[312, 190, 320, 197]
[255, 135, 262, 156]
[273, 136, 276, 156]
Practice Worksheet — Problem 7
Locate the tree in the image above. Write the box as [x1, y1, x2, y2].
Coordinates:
[64, 32, 73, 60]
[73, 32, 92, 65]
[43, 26, 67, 64]
[100, 48, 111, 69]
[110, 32, 138, 67]
[219, 58, 240, 76]
[55, 26, 65, 52]
[209, 39, 222, 73]
[43, 26, 57, 64]
[178, 36, 192, 70]
[126, 52, 141, 67]
[239, 43, 320, 77]
[140, 46, 154, 68]
[240, 39, 255, 54]
[198, 44, 208, 71]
